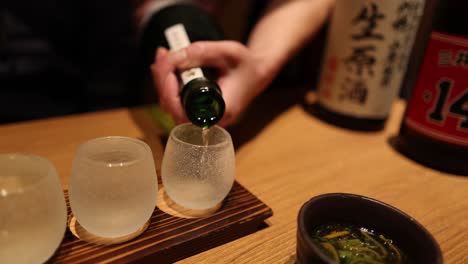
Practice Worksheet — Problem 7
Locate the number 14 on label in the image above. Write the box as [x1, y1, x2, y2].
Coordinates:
[428, 79, 468, 130]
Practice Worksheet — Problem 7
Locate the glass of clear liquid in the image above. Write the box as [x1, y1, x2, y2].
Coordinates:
[69, 137, 158, 238]
[0, 153, 67, 264]
[161, 123, 235, 211]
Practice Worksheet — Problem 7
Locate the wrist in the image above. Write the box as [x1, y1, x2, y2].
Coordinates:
[251, 52, 281, 91]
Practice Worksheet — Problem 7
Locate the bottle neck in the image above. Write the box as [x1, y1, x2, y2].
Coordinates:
[164, 23, 207, 86]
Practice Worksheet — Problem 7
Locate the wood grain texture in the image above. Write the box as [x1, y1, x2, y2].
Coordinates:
[50, 182, 272, 264]
[0, 89, 467, 263]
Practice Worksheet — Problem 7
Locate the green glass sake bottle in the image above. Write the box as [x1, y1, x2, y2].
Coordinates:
[141, 3, 225, 128]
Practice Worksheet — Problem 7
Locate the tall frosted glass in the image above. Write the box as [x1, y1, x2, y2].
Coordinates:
[162, 124, 235, 210]
[0, 154, 67, 264]
[69, 137, 158, 238]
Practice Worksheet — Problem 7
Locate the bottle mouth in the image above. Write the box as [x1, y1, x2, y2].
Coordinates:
[184, 88, 225, 128]
[181, 78, 225, 128]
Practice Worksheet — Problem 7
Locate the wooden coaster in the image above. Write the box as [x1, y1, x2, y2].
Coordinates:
[53, 181, 273, 264]
[156, 186, 222, 218]
[68, 214, 150, 245]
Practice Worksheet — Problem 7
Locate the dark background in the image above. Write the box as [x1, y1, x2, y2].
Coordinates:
[2, 0, 460, 125]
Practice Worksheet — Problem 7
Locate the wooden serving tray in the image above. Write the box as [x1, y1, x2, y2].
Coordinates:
[50, 182, 273, 263]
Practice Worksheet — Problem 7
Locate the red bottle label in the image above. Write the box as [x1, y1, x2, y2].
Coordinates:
[405, 32, 468, 147]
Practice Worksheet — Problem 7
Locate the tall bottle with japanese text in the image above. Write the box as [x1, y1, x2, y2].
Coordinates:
[396, 0, 468, 175]
[314, 0, 426, 131]
[140, 2, 225, 128]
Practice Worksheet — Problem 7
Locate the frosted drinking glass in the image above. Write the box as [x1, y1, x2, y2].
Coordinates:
[161, 123, 235, 210]
[0, 154, 67, 264]
[69, 137, 158, 238]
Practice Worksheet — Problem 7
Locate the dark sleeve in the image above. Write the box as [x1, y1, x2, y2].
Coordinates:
[2, 0, 82, 39]
[3, 0, 85, 63]
[3, 0, 135, 66]
[1, 0, 140, 118]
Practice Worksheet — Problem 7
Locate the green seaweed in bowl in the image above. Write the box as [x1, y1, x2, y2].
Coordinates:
[312, 223, 409, 264]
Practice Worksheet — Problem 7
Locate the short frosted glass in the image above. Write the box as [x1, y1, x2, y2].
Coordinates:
[162, 124, 235, 210]
[0, 154, 67, 264]
[69, 137, 158, 238]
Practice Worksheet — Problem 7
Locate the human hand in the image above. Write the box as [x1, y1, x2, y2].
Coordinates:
[150, 41, 270, 127]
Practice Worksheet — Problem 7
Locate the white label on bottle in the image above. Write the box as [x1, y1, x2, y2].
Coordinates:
[164, 24, 204, 85]
[317, 0, 425, 118]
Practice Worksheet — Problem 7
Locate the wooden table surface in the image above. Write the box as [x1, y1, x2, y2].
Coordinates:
[0, 89, 467, 263]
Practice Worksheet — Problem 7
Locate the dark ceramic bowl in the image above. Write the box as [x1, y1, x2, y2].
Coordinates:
[297, 193, 442, 264]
